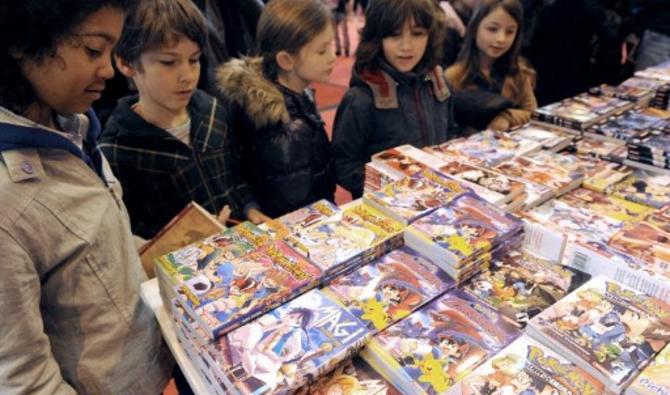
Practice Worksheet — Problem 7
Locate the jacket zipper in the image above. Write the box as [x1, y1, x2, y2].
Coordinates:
[413, 86, 430, 146]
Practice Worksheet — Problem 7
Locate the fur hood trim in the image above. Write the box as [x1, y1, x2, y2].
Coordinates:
[216, 57, 289, 128]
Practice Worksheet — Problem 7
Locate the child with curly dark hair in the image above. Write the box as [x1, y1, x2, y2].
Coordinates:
[0, 0, 173, 393]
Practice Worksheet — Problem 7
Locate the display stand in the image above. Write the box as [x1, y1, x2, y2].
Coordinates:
[140, 278, 208, 395]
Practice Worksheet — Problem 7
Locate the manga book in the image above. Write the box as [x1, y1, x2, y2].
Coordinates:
[583, 163, 634, 194]
[450, 335, 608, 395]
[532, 93, 633, 131]
[525, 199, 624, 245]
[590, 83, 655, 105]
[620, 76, 666, 92]
[295, 356, 402, 395]
[405, 193, 524, 270]
[424, 140, 487, 168]
[626, 343, 670, 395]
[607, 221, 670, 279]
[360, 290, 520, 395]
[155, 221, 270, 303]
[575, 136, 626, 160]
[635, 60, 670, 83]
[264, 199, 341, 239]
[364, 161, 400, 192]
[372, 144, 448, 179]
[559, 188, 654, 224]
[634, 134, 670, 157]
[363, 168, 469, 224]
[285, 203, 404, 278]
[590, 108, 670, 142]
[612, 171, 670, 209]
[215, 289, 372, 395]
[437, 161, 525, 204]
[494, 155, 583, 196]
[177, 239, 322, 339]
[527, 277, 670, 392]
[462, 249, 590, 327]
[506, 123, 575, 152]
[324, 246, 455, 333]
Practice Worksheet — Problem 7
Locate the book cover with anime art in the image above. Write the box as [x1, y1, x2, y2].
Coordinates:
[626, 344, 670, 395]
[527, 277, 670, 392]
[155, 221, 270, 302]
[216, 289, 371, 395]
[363, 168, 468, 224]
[285, 203, 403, 276]
[264, 199, 341, 239]
[494, 155, 583, 196]
[559, 188, 654, 224]
[424, 141, 487, 168]
[506, 123, 575, 152]
[405, 193, 524, 269]
[438, 161, 525, 204]
[590, 108, 670, 142]
[451, 335, 608, 395]
[575, 136, 627, 160]
[462, 250, 590, 327]
[361, 290, 520, 395]
[583, 163, 633, 194]
[177, 240, 321, 339]
[607, 221, 670, 279]
[372, 144, 448, 180]
[526, 199, 624, 245]
[296, 357, 402, 395]
[325, 246, 455, 332]
[613, 171, 670, 209]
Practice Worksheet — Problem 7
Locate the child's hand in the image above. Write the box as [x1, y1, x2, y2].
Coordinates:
[217, 205, 232, 224]
[247, 208, 271, 225]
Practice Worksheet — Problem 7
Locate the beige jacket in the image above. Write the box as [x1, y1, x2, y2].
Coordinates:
[0, 118, 172, 393]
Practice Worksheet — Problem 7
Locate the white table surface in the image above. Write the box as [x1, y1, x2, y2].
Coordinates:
[140, 278, 210, 395]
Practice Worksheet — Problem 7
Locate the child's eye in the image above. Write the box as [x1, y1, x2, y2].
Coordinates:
[86, 47, 103, 58]
[412, 29, 427, 36]
[160, 60, 176, 66]
[189, 58, 200, 64]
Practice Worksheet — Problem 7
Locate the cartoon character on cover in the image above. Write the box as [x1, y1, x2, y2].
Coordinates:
[416, 353, 453, 392]
[228, 307, 331, 390]
[624, 179, 670, 206]
[614, 222, 670, 267]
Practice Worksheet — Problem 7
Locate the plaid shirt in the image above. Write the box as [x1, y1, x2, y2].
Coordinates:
[99, 90, 255, 239]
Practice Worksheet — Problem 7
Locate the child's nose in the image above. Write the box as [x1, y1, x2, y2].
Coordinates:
[98, 56, 115, 80]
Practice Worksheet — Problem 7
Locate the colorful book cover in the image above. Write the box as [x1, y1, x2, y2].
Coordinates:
[406, 193, 523, 268]
[297, 357, 402, 395]
[265, 199, 341, 239]
[215, 289, 372, 394]
[527, 277, 670, 392]
[438, 161, 525, 202]
[575, 137, 626, 159]
[363, 168, 468, 224]
[560, 188, 655, 224]
[452, 335, 608, 395]
[526, 199, 624, 244]
[177, 239, 322, 339]
[507, 123, 575, 151]
[362, 290, 520, 395]
[425, 141, 487, 168]
[372, 144, 448, 179]
[612, 171, 670, 209]
[494, 155, 583, 195]
[583, 163, 633, 194]
[462, 249, 590, 327]
[285, 203, 403, 276]
[325, 246, 455, 332]
[607, 221, 670, 279]
[626, 344, 670, 395]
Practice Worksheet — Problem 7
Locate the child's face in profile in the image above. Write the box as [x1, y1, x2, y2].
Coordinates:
[283, 24, 336, 91]
[19, 6, 124, 116]
[130, 37, 201, 115]
[382, 18, 428, 73]
[475, 7, 517, 64]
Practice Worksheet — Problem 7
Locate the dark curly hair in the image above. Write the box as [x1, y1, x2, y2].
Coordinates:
[355, 0, 446, 74]
[0, 0, 135, 115]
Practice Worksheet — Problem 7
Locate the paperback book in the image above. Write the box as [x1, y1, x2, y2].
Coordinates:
[494, 154, 583, 196]
[527, 277, 670, 393]
[607, 221, 670, 279]
[437, 161, 525, 204]
[612, 171, 670, 209]
[559, 188, 654, 224]
[264, 199, 340, 239]
[506, 123, 575, 152]
[626, 343, 670, 395]
[296, 356, 402, 395]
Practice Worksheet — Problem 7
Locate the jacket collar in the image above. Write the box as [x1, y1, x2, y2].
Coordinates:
[356, 62, 451, 109]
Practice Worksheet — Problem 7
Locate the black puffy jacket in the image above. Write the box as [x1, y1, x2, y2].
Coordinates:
[332, 62, 458, 198]
[216, 57, 336, 218]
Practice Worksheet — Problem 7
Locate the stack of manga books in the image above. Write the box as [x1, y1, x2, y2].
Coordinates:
[583, 162, 634, 194]
[404, 193, 525, 281]
[612, 170, 670, 209]
[635, 59, 670, 83]
[588, 107, 670, 143]
[174, 238, 323, 340]
[461, 249, 591, 328]
[559, 188, 654, 225]
[506, 123, 576, 152]
[626, 343, 670, 395]
[425, 129, 542, 168]
[532, 93, 634, 131]
[364, 161, 398, 193]
[323, 246, 456, 333]
[285, 202, 405, 283]
[261, 199, 340, 239]
[651, 83, 670, 111]
[526, 277, 670, 393]
[627, 134, 670, 169]
[572, 135, 628, 162]
[295, 356, 402, 395]
[173, 289, 373, 395]
[155, 221, 270, 306]
[449, 335, 610, 395]
[360, 290, 520, 394]
[362, 168, 469, 225]
[494, 151, 585, 198]
[590, 83, 656, 107]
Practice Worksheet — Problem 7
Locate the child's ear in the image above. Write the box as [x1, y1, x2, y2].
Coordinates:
[275, 50, 295, 72]
[115, 55, 137, 78]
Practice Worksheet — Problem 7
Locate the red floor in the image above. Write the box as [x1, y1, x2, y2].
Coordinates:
[163, 16, 361, 395]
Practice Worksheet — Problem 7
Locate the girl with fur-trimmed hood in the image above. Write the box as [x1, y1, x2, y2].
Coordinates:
[332, 0, 458, 199]
[217, 0, 336, 218]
